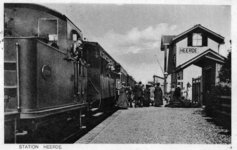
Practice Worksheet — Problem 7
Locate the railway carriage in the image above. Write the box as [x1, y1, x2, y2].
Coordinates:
[83, 41, 117, 112]
[115, 63, 128, 86]
[127, 75, 136, 88]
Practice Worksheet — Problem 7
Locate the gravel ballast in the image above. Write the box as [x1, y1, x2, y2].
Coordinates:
[90, 107, 231, 144]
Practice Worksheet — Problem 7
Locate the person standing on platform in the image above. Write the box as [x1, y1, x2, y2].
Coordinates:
[150, 84, 155, 106]
[143, 85, 150, 107]
[140, 84, 145, 107]
[174, 85, 181, 102]
[126, 84, 133, 108]
[154, 83, 163, 107]
[170, 85, 175, 104]
[116, 82, 129, 109]
[116, 81, 122, 102]
[133, 83, 138, 108]
[181, 87, 186, 100]
[134, 81, 143, 108]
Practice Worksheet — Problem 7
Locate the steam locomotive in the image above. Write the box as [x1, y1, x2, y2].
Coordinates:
[4, 3, 136, 143]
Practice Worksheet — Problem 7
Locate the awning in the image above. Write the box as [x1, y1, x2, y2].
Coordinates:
[174, 49, 226, 73]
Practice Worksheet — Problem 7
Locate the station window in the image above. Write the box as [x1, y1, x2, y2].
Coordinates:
[192, 33, 202, 46]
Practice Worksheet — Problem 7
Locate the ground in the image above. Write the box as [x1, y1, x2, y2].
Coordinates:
[76, 106, 231, 144]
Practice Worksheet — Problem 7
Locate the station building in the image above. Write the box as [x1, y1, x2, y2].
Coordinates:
[161, 24, 226, 105]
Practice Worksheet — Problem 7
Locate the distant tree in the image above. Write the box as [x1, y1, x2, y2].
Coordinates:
[218, 45, 231, 83]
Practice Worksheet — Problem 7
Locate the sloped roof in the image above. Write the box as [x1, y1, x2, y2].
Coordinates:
[160, 35, 176, 51]
[160, 24, 225, 51]
[174, 49, 226, 72]
[171, 24, 224, 44]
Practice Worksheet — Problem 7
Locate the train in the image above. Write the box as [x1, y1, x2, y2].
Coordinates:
[4, 3, 136, 143]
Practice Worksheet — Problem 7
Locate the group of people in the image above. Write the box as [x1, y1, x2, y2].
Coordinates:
[116, 81, 164, 109]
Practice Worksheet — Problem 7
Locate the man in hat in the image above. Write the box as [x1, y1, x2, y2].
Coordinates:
[133, 81, 143, 108]
[137, 82, 143, 107]
[133, 82, 138, 108]
[154, 82, 163, 106]
[140, 84, 145, 107]
[143, 85, 150, 107]
[169, 85, 175, 104]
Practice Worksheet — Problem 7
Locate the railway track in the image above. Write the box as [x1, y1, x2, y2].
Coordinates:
[14, 105, 118, 143]
[62, 106, 118, 143]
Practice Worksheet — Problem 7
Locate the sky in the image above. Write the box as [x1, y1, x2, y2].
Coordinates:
[41, 2, 231, 84]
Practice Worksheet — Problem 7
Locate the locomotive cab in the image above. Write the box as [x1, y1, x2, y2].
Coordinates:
[4, 3, 88, 143]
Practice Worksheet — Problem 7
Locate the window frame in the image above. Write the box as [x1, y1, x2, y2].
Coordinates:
[192, 33, 202, 47]
[38, 18, 58, 41]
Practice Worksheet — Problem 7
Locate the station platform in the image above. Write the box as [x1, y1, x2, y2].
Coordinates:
[74, 106, 231, 144]
[75, 109, 122, 144]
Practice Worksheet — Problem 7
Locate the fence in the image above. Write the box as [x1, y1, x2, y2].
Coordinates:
[215, 95, 231, 128]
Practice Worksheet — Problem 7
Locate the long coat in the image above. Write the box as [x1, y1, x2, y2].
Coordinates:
[117, 86, 129, 109]
[133, 85, 143, 98]
[154, 86, 163, 106]
[126, 87, 132, 100]
[143, 88, 150, 106]
[136, 85, 143, 98]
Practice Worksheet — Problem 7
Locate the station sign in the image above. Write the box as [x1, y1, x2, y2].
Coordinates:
[179, 47, 199, 54]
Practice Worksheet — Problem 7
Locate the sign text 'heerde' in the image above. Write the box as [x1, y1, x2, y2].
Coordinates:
[179, 47, 199, 54]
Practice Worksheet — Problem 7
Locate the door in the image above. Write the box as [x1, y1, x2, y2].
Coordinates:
[192, 76, 202, 104]
[203, 68, 212, 105]
[205, 68, 212, 93]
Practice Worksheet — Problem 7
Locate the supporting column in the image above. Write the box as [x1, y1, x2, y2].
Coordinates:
[164, 45, 167, 94]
